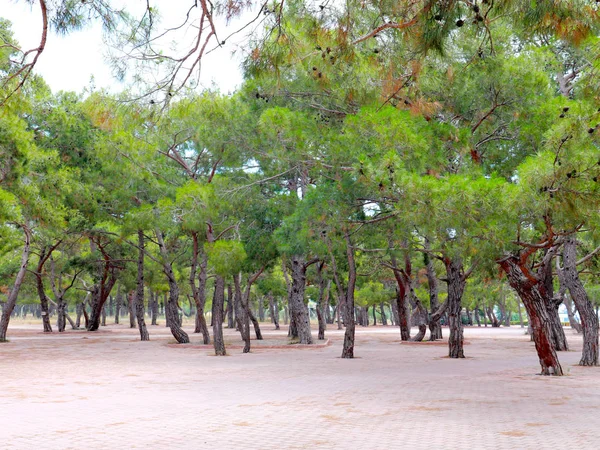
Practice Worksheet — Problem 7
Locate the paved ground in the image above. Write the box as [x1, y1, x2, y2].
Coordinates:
[1, 321, 599, 449]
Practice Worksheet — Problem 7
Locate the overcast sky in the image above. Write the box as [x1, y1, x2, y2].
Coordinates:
[0, 0, 253, 95]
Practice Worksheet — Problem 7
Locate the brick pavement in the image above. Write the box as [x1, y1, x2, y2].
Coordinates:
[1, 323, 599, 449]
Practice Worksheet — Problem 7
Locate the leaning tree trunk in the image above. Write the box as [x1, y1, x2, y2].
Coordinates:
[164, 276, 189, 344]
[499, 256, 563, 375]
[135, 230, 149, 341]
[212, 276, 226, 356]
[289, 255, 313, 345]
[562, 237, 598, 366]
[445, 258, 466, 358]
[0, 227, 32, 342]
[247, 308, 263, 340]
[88, 276, 117, 332]
[34, 251, 53, 333]
[233, 274, 250, 352]
[156, 230, 188, 343]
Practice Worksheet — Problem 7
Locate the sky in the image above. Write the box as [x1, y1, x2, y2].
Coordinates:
[0, 0, 255, 95]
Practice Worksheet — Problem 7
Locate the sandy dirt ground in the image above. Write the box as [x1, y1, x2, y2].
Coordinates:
[1, 320, 599, 449]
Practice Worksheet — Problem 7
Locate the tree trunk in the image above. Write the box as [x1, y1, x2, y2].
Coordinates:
[212, 276, 226, 355]
[561, 237, 598, 366]
[226, 284, 234, 329]
[445, 258, 466, 358]
[114, 285, 121, 325]
[542, 253, 568, 351]
[564, 296, 582, 333]
[425, 242, 442, 340]
[247, 308, 263, 340]
[57, 298, 66, 332]
[155, 230, 188, 344]
[258, 296, 265, 322]
[341, 233, 356, 358]
[151, 291, 158, 325]
[499, 255, 563, 375]
[75, 302, 83, 328]
[135, 230, 149, 341]
[233, 274, 250, 352]
[474, 305, 482, 327]
[289, 255, 313, 344]
[0, 227, 32, 342]
[101, 304, 106, 326]
[34, 249, 53, 333]
[190, 238, 210, 343]
[316, 262, 327, 340]
[380, 302, 387, 326]
[268, 293, 280, 330]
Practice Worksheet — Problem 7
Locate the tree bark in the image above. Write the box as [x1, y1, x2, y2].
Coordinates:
[233, 273, 250, 352]
[151, 291, 158, 325]
[341, 232, 356, 358]
[135, 230, 149, 341]
[34, 247, 53, 333]
[212, 275, 226, 355]
[499, 255, 563, 375]
[425, 241, 442, 340]
[379, 302, 387, 326]
[561, 236, 598, 366]
[316, 262, 327, 340]
[226, 283, 234, 329]
[0, 226, 32, 342]
[156, 230, 189, 344]
[268, 293, 280, 330]
[289, 255, 313, 344]
[114, 285, 121, 324]
[190, 234, 210, 343]
[445, 258, 467, 358]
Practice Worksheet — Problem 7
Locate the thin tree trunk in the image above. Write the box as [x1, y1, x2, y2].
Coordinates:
[561, 237, 598, 366]
[190, 235, 210, 343]
[212, 275, 226, 355]
[34, 247, 53, 333]
[316, 262, 327, 340]
[380, 302, 387, 326]
[135, 230, 149, 341]
[341, 232, 356, 358]
[425, 241, 442, 340]
[151, 291, 158, 325]
[114, 284, 121, 324]
[0, 226, 32, 342]
[156, 230, 189, 344]
[234, 273, 251, 352]
[268, 293, 280, 330]
[226, 283, 234, 329]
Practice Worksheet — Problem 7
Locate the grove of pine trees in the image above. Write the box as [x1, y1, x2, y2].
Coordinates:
[1, 1, 600, 375]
